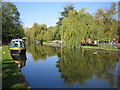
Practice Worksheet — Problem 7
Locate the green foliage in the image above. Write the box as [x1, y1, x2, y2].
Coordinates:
[2, 2, 24, 44]
[94, 3, 118, 41]
[60, 4, 74, 17]
[25, 22, 60, 42]
[61, 9, 96, 48]
[55, 4, 75, 40]
[47, 26, 57, 40]
[25, 23, 47, 41]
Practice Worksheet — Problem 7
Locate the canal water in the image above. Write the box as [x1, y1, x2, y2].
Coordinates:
[20, 44, 120, 88]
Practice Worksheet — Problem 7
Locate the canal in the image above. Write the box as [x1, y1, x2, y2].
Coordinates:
[20, 44, 120, 88]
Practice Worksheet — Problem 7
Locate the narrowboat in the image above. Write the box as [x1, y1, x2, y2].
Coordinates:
[9, 39, 26, 55]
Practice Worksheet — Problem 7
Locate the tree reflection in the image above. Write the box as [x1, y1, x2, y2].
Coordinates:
[26, 43, 119, 87]
[27, 43, 61, 61]
[56, 48, 119, 87]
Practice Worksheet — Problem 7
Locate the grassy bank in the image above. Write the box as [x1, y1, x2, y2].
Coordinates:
[2, 45, 31, 88]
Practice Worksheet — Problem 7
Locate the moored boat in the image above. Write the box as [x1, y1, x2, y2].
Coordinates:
[9, 39, 26, 55]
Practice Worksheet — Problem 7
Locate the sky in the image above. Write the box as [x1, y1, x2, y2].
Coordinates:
[12, 2, 116, 28]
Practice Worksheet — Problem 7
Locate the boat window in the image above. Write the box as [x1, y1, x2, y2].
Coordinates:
[18, 41, 21, 48]
[14, 43, 18, 47]
[20, 42, 22, 47]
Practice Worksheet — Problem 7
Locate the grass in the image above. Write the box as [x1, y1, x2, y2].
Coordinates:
[2, 45, 31, 88]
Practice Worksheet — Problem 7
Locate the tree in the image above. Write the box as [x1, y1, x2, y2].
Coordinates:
[61, 8, 96, 48]
[25, 22, 48, 42]
[2, 2, 24, 44]
[94, 2, 118, 42]
[56, 4, 75, 40]
[60, 4, 74, 17]
[47, 26, 57, 40]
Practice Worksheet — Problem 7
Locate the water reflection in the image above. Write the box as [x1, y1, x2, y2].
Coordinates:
[56, 48, 119, 87]
[27, 43, 61, 61]
[11, 53, 27, 68]
[25, 44, 120, 88]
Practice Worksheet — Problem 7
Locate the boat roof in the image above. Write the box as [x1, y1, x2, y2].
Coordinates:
[11, 39, 25, 42]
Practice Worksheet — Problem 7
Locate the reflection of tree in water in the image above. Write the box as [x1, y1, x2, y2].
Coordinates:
[27, 43, 119, 87]
[56, 48, 119, 87]
[27, 43, 61, 61]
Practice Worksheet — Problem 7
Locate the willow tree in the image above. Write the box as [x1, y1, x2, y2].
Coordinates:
[25, 22, 47, 42]
[61, 8, 96, 48]
[46, 26, 57, 40]
[35, 24, 47, 41]
[56, 4, 75, 40]
[25, 27, 32, 42]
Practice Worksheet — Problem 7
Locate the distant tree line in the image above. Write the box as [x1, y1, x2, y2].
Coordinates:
[25, 3, 119, 48]
[25, 23, 57, 42]
[2, 2, 24, 44]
